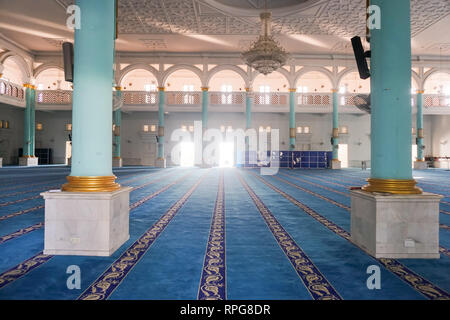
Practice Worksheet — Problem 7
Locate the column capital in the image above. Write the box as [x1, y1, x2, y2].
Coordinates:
[245, 87, 252, 92]
[201, 87, 209, 92]
[416, 89, 425, 94]
[158, 87, 165, 92]
[288, 88, 297, 92]
[0, 74, 2, 79]
[331, 88, 338, 93]
[23, 83, 36, 90]
[114, 86, 122, 91]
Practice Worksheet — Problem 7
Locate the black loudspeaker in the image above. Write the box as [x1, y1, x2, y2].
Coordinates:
[351, 36, 371, 80]
[62, 42, 74, 82]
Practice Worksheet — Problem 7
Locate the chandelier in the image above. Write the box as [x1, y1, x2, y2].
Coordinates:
[242, 12, 289, 75]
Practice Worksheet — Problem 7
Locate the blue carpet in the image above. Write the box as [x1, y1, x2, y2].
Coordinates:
[0, 166, 449, 300]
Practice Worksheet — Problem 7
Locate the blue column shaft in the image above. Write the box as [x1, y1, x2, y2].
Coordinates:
[30, 88, 36, 156]
[70, 0, 116, 177]
[158, 89, 165, 159]
[332, 91, 339, 160]
[22, 87, 31, 156]
[370, 0, 412, 180]
[416, 92, 424, 161]
[245, 92, 252, 130]
[289, 90, 296, 150]
[202, 89, 208, 128]
[113, 93, 121, 158]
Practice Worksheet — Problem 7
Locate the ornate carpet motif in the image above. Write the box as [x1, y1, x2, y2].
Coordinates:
[78, 172, 209, 300]
[250, 171, 450, 300]
[198, 171, 226, 300]
[238, 172, 342, 300]
[0, 222, 44, 245]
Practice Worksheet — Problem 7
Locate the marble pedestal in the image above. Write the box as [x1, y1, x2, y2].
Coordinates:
[155, 157, 166, 168]
[112, 157, 123, 167]
[331, 159, 341, 170]
[41, 187, 132, 256]
[19, 157, 38, 166]
[0, 157, 2, 168]
[350, 190, 442, 259]
[414, 161, 428, 170]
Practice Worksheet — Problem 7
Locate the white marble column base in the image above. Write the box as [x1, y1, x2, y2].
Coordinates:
[350, 190, 442, 259]
[19, 157, 38, 166]
[331, 159, 341, 170]
[414, 161, 428, 170]
[112, 157, 123, 167]
[41, 186, 132, 256]
[155, 157, 166, 168]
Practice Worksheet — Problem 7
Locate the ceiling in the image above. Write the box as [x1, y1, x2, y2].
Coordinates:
[0, 0, 450, 56]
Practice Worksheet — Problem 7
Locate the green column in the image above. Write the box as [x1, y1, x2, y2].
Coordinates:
[22, 85, 33, 156]
[157, 87, 165, 159]
[30, 87, 36, 156]
[363, 0, 421, 194]
[289, 89, 296, 150]
[63, 0, 119, 192]
[416, 90, 424, 161]
[113, 90, 121, 159]
[332, 90, 339, 160]
[202, 87, 208, 129]
[245, 88, 252, 130]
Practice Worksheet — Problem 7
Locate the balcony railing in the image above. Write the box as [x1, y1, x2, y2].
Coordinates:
[209, 92, 245, 106]
[123, 91, 158, 105]
[0, 79, 24, 102]
[32, 90, 450, 111]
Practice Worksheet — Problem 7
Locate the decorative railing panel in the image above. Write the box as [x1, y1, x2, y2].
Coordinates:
[297, 93, 332, 106]
[254, 92, 288, 106]
[123, 91, 157, 105]
[0, 80, 24, 101]
[166, 91, 201, 105]
[36, 90, 72, 104]
[209, 92, 245, 106]
[424, 94, 450, 107]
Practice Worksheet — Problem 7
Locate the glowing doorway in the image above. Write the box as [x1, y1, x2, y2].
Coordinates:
[219, 142, 234, 167]
[180, 142, 195, 167]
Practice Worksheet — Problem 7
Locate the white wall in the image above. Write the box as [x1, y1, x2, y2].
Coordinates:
[0, 103, 24, 164]
[431, 115, 450, 157]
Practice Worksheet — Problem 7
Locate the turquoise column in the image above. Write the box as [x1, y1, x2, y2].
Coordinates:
[63, 0, 119, 191]
[245, 88, 252, 130]
[416, 90, 424, 161]
[289, 89, 296, 150]
[363, 0, 421, 194]
[332, 89, 339, 160]
[157, 87, 165, 159]
[22, 85, 32, 156]
[30, 87, 36, 156]
[113, 89, 121, 159]
[201, 87, 208, 129]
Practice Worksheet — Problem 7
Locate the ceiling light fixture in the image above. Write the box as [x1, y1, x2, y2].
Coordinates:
[242, 10, 289, 75]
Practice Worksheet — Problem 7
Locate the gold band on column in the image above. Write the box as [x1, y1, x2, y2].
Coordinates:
[23, 83, 36, 90]
[62, 176, 121, 192]
[290, 128, 296, 138]
[362, 178, 422, 194]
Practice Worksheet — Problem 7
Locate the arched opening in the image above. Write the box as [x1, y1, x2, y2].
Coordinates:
[1, 57, 24, 85]
[338, 71, 370, 94]
[296, 71, 333, 106]
[165, 69, 202, 105]
[423, 72, 450, 107]
[120, 69, 159, 105]
[208, 69, 246, 105]
[252, 71, 289, 105]
[36, 68, 72, 90]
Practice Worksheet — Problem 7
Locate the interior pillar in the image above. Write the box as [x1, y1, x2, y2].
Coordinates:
[414, 90, 427, 169]
[113, 87, 122, 167]
[289, 88, 296, 151]
[331, 89, 341, 169]
[351, 0, 441, 259]
[19, 84, 38, 166]
[156, 86, 166, 168]
[42, 0, 132, 257]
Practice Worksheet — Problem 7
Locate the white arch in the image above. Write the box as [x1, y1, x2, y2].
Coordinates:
[206, 65, 249, 88]
[422, 68, 450, 91]
[33, 63, 64, 79]
[161, 64, 204, 88]
[0, 51, 32, 84]
[295, 66, 335, 89]
[250, 68, 293, 89]
[117, 63, 160, 87]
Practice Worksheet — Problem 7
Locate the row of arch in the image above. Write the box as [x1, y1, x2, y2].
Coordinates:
[1, 51, 450, 93]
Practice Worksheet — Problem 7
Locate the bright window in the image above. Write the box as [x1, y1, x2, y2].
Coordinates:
[143, 125, 149, 132]
[340, 126, 348, 134]
[297, 127, 303, 134]
[183, 85, 195, 104]
[259, 85, 270, 104]
[221, 84, 232, 104]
